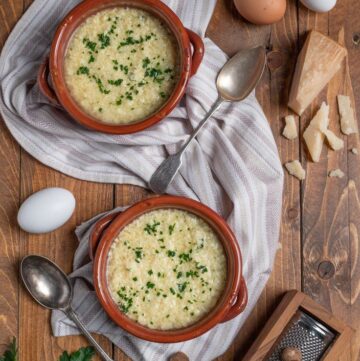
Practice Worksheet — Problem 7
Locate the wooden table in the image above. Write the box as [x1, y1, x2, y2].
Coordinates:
[1, 0, 359, 360]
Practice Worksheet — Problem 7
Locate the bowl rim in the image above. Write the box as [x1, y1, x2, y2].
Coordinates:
[49, 0, 193, 134]
[93, 195, 244, 343]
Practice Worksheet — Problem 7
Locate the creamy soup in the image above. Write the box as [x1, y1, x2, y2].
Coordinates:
[64, 8, 179, 124]
[107, 209, 227, 330]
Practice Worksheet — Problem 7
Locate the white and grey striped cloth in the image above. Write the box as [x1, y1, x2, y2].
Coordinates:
[0, 0, 284, 360]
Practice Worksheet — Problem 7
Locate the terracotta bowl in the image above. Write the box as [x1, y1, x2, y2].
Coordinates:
[38, 0, 204, 134]
[91, 195, 248, 343]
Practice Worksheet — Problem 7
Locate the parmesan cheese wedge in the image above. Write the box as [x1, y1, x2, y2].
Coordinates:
[285, 160, 306, 180]
[288, 31, 347, 115]
[283, 115, 298, 140]
[324, 129, 344, 151]
[303, 102, 329, 162]
[329, 169, 345, 178]
[337, 95, 358, 135]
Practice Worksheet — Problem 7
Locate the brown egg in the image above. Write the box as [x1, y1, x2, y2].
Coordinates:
[234, 0, 287, 25]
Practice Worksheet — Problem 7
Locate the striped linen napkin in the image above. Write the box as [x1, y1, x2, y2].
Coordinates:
[0, 0, 284, 360]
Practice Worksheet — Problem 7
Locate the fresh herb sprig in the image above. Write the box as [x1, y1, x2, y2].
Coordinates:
[59, 346, 95, 361]
[0, 337, 17, 361]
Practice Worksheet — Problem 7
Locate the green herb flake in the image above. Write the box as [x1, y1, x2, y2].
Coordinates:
[142, 57, 151, 68]
[98, 33, 111, 49]
[146, 281, 155, 289]
[76, 66, 90, 75]
[144, 221, 160, 235]
[168, 223, 176, 235]
[170, 287, 176, 295]
[148, 270, 153, 275]
[177, 282, 188, 293]
[108, 78, 123, 86]
[83, 38, 97, 52]
[0, 337, 17, 361]
[176, 271, 183, 279]
[167, 250, 176, 257]
[88, 54, 95, 63]
[117, 287, 133, 314]
[132, 277, 138, 281]
[59, 346, 95, 361]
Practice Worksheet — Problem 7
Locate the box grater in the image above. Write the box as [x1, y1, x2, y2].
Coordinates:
[266, 310, 336, 360]
[242, 291, 354, 361]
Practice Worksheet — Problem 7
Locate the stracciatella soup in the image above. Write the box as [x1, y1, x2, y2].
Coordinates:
[107, 209, 227, 330]
[64, 8, 179, 124]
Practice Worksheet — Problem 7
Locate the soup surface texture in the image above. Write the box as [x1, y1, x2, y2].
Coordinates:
[107, 209, 227, 330]
[64, 8, 179, 124]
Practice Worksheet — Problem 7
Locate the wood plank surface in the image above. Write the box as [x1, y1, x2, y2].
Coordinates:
[0, 0, 359, 360]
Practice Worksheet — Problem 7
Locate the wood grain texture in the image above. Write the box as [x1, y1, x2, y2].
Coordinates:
[0, 0, 359, 360]
[298, 2, 360, 361]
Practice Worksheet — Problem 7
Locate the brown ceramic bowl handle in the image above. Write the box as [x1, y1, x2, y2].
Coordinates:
[38, 58, 59, 105]
[89, 211, 121, 260]
[221, 277, 248, 323]
[186, 29, 205, 77]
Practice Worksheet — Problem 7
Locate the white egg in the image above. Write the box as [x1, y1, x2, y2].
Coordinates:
[300, 0, 337, 13]
[17, 188, 76, 234]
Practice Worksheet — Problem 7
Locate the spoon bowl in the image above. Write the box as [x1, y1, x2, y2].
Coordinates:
[20, 255, 115, 361]
[217, 46, 266, 101]
[21, 255, 72, 310]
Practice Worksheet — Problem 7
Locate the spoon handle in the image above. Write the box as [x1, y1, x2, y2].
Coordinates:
[65, 308, 115, 361]
[149, 97, 224, 194]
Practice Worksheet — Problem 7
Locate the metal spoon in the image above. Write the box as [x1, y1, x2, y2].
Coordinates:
[149, 46, 266, 194]
[20, 255, 114, 361]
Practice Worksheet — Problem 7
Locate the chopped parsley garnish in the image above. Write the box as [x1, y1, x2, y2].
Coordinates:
[134, 247, 143, 263]
[148, 270, 153, 275]
[179, 252, 192, 263]
[83, 38, 97, 52]
[142, 57, 150, 68]
[144, 67, 165, 83]
[117, 287, 133, 313]
[196, 263, 208, 273]
[132, 277, 138, 281]
[108, 78, 123, 86]
[176, 271, 183, 279]
[98, 33, 111, 49]
[144, 221, 160, 235]
[98, 107, 103, 113]
[146, 281, 155, 289]
[177, 282, 188, 293]
[168, 223, 176, 235]
[88, 54, 95, 63]
[119, 64, 129, 75]
[76, 66, 89, 75]
[167, 250, 176, 257]
[186, 270, 199, 278]
[170, 287, 176, 295]
[92, 75, 110, 94]
[160, 91, 166, 98]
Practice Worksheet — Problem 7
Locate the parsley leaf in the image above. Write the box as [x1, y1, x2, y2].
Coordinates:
[58, 346, 95, 361]
[0, 337, 17, 361]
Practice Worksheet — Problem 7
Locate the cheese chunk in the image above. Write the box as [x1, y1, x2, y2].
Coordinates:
[285, 160, 306, 180]
[283, 115, 298, 140]
[303, 102, 329, 162]
[324, 129, 344, 151]
[351, 148, 358, 155]
[288, 31, 347, 115]
[337, 95, 358, 135]
[329, 169, 345, 178]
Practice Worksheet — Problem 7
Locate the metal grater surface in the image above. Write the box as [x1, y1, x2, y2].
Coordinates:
[267, 310, 336, 361]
